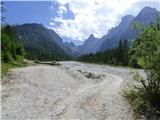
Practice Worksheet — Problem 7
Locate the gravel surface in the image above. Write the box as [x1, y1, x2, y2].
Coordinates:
[1, 61, 144, 120]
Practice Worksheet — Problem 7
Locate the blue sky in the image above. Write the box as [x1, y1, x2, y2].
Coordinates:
[3, 1, 64, 27]
[3, 0, 160, 45]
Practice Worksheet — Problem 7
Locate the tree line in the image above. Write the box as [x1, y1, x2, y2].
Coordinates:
[1, 25, 26, 75]
[1, 25, 25, 64]
[78, 39, 130, 66]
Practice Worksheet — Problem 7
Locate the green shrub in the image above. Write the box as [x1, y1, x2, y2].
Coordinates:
[16, 55, 24, 63]
[1, 63, 10, 76]
[123, 87, 148, 120]
[124, 71, 160, 119]
[125, 20, 160, 118]
[133, 97, 148, 113]
[1, 25, 26, 64]
[50, 60, 60, 66]
[34, 59, 40, 63]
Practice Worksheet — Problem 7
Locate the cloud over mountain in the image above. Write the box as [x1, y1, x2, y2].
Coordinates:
[49, 0, 160, 42]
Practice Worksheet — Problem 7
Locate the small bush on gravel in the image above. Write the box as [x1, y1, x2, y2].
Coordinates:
[50, 60, 60, 66]
[123, 82, 148, 115]
[34, 59, 40, 63]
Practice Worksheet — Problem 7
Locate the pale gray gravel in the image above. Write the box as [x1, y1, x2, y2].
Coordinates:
[1, 61, 144, 120]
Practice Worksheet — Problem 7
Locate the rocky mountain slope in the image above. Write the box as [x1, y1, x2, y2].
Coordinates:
[14, 23, 71, 60]
[78, 34, 104, 55]
[100, 7, 159, 51]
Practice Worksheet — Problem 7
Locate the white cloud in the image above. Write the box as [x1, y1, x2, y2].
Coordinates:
[49, 22, 55, 26]
[57, 5, 67, 17]
[50, 0, 160, 41]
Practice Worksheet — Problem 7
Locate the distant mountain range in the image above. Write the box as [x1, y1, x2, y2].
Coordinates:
[13, 7, 159, 59]
[100, 7, 159, 51]
[14, 23, 71, 60]
[81, 7, 159, 53]
[67, 7, 159, 55]
[77, 34, 104, 55]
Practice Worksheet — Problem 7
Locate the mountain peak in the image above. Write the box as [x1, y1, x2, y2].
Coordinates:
[141, 6, 157, 12]
[88, 34, 95, 39]
[134, 6, 158, 25]
[138, 7, 157, 16]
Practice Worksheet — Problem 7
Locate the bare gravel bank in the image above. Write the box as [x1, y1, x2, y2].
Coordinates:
[1, 61, 143, 120]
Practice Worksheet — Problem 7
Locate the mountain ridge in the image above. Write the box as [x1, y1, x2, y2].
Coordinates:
[13, 7, 160, 58]
[14, 23, 71, 60]
[77, 34, 102, 55]
[100, 7, 159, 51]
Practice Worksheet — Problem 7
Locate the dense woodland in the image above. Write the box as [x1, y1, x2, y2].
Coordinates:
[78, 39, 130, 66]
[1, 25, 26, 74]
[1, 26, 25, 63]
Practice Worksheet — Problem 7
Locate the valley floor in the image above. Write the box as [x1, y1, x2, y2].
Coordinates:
[1, 61, 144, 120]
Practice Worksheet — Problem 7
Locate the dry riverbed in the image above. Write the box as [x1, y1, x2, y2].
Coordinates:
[1, 61, 144, 120]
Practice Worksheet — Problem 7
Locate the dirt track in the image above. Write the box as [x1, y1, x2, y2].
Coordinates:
[1, 61, 141, 120]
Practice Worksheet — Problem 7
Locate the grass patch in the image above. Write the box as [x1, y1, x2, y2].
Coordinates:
[1, 60, 33, 77]
[123, 88, 148, 119]
[34, 60, 61, 66]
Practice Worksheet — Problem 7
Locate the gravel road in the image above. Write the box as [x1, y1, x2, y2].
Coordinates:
[1, 61, 142, 120]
